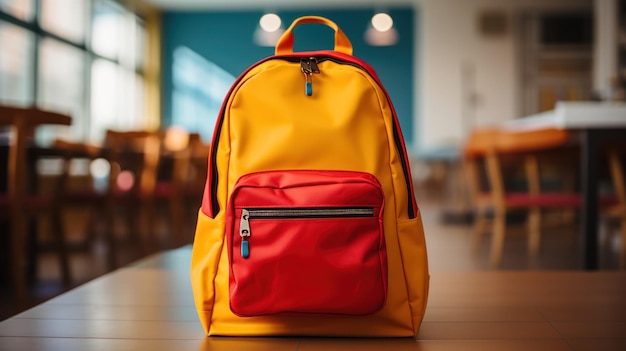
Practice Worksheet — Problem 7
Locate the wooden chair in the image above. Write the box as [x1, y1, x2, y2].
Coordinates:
[52, 130, 167, 268]
[154, 127, 192, 246]
[151, 129, 209, 246]
[463, 127, 615, 266]
[51, 138, 107, 251]
[101, 129, 163, 262]
[607, 148, 626, 269]
[177, 132, 210, 243]
[0, 105, 72, 304]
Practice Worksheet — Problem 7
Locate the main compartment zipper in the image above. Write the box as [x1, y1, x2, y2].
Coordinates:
[300, 57, 320, 96]
[239, 207, 375, 258]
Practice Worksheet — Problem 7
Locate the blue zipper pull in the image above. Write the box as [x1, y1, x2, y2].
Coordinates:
[241, 239, 249, 258]
[300, 57, 320, 97]
[240, 209, 251, 258]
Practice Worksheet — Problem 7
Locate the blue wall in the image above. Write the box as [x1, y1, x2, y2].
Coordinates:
[162, 7, 416, 145]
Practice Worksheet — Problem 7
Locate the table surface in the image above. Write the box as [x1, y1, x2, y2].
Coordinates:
[501, 101, 626, 131]
[1, 246, 625, 351]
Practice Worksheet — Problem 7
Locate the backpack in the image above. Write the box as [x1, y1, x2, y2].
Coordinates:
[191, 16, 429, 337]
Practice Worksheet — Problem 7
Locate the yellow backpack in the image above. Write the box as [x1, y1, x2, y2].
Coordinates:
[191, 16, 429, 337]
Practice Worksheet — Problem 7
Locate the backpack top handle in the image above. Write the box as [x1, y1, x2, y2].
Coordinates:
[275, 16, 353, 56]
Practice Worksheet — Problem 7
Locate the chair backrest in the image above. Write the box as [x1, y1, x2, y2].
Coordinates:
[609, 149, 626, 214]
[495, 127, 571, 154]
[103, 129, 162, 197]
[463, 128, 501, 158]
[186, 133, 210, 196]
[464, 127, 571, 157]
[0, 106, 72, 209]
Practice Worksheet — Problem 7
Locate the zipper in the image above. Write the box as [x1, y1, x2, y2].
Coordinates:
[239, 207, 375, 258]
[300, 57, 320, 96]
[209, 54, 416, 219]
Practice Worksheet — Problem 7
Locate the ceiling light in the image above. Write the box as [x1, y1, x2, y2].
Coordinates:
[371, 13, 393, 32]
[254, 13, 284, 47]
[259, 13, 281, 32]
[365, 12, 398, 46]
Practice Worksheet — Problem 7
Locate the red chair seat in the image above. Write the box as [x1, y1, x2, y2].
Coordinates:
[0, 195, 57, 212]
[504, 192, 618, 208]
[505, 193, 581, 208]
[154, 182, 174, 197]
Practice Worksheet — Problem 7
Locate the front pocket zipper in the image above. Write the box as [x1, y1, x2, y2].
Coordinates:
[239, 207, 375, 258]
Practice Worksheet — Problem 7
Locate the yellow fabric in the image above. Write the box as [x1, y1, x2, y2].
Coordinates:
[275, 16, 353, 55]
[191, 18, 429, 337]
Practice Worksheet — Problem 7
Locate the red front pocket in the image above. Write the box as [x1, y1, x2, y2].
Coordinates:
[226, 170, 387, 317]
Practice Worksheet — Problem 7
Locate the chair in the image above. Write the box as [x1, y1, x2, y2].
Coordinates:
[177, 132, 210, 243]
[607, 148, 626, 269]
[154, 126, 192, 246]
[152, 129, 209, 246]
[53, 130, 166, 269]
[0, 105, 72, 304]
[101, 129, 163, 261]
[51, 138, 107, 252]
[463, 127, 616, 266]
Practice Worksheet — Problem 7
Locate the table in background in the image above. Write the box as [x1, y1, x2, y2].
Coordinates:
[503, 101, 626, 270]
[1, 245, 625, 350]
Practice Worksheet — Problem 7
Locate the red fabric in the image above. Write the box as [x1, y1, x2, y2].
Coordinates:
[504, 193, 619, 208]
[505, 193, 582, 208]
[0, 195, 56, 212]
[64, 190, 105, 202]
[226, 170, 387, 317]
[154, 182, 174, 197]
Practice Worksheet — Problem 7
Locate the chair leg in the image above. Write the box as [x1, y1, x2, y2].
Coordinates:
[528, 207, 541, 257]
[169, 197, 185, 247]
[490, 210, 507, 267]
[472, 210, 488, 252]
[50, 209, 71, 287]
[142, 198, 158, 252]
[104, 197, 117, 271]
[619, 218, 626, 269]
[10, 217, 28, 308]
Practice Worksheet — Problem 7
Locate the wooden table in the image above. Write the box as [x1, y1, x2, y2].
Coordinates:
[1, 246, 625, 350]
[502, 101, 626, 270]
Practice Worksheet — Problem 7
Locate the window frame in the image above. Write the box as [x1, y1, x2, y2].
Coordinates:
[0, 0, 147, 142]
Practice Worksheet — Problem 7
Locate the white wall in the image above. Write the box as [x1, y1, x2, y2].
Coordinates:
[413, 0, 591, 157]
[593, 0, 618, 99]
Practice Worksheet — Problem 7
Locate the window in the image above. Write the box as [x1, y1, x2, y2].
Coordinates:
[0, 0, 34, 21]
[0, 0, 147, 143]
[38, 38, 86, 142]
[90, 0, 146, 142]
[40, 0, 88, 43]
[0, 21, 34, 106]
[92, 0, 124, 60]
[91, 59, 144, 141]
